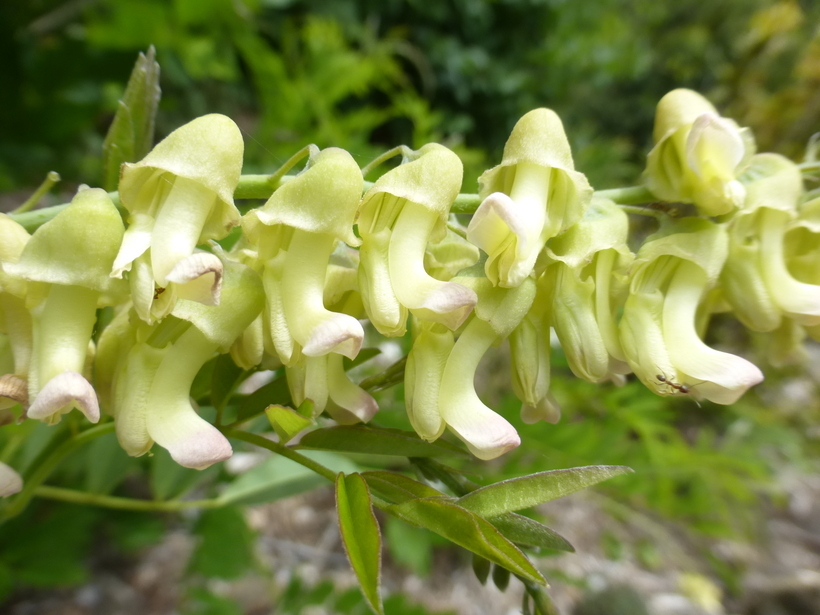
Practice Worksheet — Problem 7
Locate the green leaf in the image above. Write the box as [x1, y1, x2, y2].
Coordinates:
[210, 354, 246, 411]
[233, 371, 291, 424]
[386, 497, 545, 585]
[265, 404, 314, 443]
[84, 432, 137, 494]
[361, 471, 445, 504]
[472, 555, 491, 585]
[488, 513, 574, 552]
[457, 466, 633, 518]
[101, 46, 161, 191]
[336, 473, 383, 615]
[492, 564, 510, 591]
[218, 451, 358, 506]
[298, 426, 468, 458]
[150, 447, 220, 501]
[189, 506, 255, 580]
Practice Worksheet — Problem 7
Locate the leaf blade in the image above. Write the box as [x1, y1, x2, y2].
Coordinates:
[457, 465, 632, 518]
[336, 473, 383, 615]
[386, 497, 545, 585]
[298, 426, 468, 458]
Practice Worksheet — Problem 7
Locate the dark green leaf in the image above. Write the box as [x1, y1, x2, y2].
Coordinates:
[265, 404, 314, 443]
[190, 506, 255, 580]
[489, 513, 574, 552]
[211, 354, 246, 411]
[386, 497, 544, 585]
[336, 473, 383, 615]
[457, 466, 632, 517]
[84, 432, 137, 494]
[298, 426, 468, 458]
[472, 555, 491, 585]
[492, 564, 510, 591]
[150, 447, 220, 501]
[233, 371, 290, 424]
[101, 47, 161, 191]
[361, 471, 445, 504]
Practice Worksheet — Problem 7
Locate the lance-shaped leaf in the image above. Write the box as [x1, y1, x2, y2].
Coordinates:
[102, 46, 161, 191]
[298, 425, 468, 458]
[361, 471, 574, 552]
[487, 514, 574, 552]
[336, 473, 384, 615]
[386, 497, 545, 585]
[456, 466, 632, 517]
[361, 471, 446, 504]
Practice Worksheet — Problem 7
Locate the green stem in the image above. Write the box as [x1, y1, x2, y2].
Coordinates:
[524, 582, 560, 615]
[358, 356, 407, 392]
[225, 429, 390, 509]
[225, 428, 336, 481]
[12, 171, 60, 215]
[33, 485, 221, 511]
[0, 422, 115, 522]
[10, 175, 652, 232]
[360, 146, 411, 178]
[618, 204, 668, 219]
[595, 185, 654, 204]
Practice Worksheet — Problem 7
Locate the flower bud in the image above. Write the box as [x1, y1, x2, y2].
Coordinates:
[722, 154, 807, 331]
[542, 198, 633, 382]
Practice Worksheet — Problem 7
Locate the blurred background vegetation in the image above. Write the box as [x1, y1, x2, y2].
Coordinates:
[2, 1, 820, 614]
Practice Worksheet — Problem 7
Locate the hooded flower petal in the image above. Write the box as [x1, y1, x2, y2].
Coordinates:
[358, 144, 475, 332]
[114, 114, 243, 317]
[438, 316, 520, 460]
[243, 148, 364, 362]
[645, 89, 752, 216]
[26, 370, 99, 424]
[663, 261, 763, 404]
[468, 109, 593, 287]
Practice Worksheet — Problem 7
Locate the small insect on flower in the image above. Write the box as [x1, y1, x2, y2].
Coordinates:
[153, 286, 166, 300]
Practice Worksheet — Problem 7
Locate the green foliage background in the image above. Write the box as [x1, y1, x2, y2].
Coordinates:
[3, 0, 820, 191]
[1, 0, 820, 612]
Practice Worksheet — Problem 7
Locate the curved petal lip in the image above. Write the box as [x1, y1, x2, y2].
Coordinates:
[26, 371, 100, 423]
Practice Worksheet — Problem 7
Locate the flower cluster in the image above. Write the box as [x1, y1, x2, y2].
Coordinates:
[2, 89, 818, 495]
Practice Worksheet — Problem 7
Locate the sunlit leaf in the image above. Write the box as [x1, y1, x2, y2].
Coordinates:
[336, 473, 383, 614]
[386, 497, 545, 585]
[457, 466, 632, 517]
